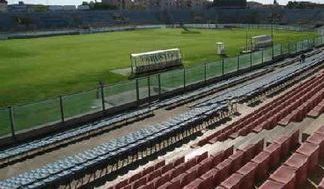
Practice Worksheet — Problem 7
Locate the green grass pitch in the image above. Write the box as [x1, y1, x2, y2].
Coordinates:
[0, 28, 317, 107]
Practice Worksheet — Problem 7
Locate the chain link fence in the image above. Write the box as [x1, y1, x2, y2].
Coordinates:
[1, 36, 323, 138]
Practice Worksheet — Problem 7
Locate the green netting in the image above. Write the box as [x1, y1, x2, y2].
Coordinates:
[186, 65, 205, 85]
[263, 48, 273, 62]
[206, 61, 222, 79]
[137, 77, 149, 100]
[239, 54, 251, 70]
[149, 75, 160, 97]
[288, 43, 297, 54]
[274, 44, 282, 57]
[281, 44, 289, 55]
[0, 108, 11, 137]
[63, 89, 101, 119]
[224, 57, 238, 74]
[315, 37, 323, 47]
[160, 69, 184, 92]
[252, 51, 263, 65]
[296, 41, 303, 53]
[14, 98, 61, 133]
[104, 80, 136, 107]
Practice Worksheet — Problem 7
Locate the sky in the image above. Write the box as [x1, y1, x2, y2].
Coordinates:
[6, 0, 324, 5]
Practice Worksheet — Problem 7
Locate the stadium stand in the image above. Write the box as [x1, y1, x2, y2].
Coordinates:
[102, 124, 324, 189]
[0, 107, 154, 167]
[0, 9, 323, 32]
[1, 29, 324, 189]
[1, 49, 324, 189]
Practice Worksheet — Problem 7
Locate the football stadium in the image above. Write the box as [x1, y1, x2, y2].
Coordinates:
[0, 0, 324, 188]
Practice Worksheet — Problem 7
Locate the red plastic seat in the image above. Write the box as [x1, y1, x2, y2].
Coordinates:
[123, 184, 132, 189]
[216, 159, 233, 183]
[211, 151, 224, 166]
[198, 158, 213, 176]
[284, 153, 308, 188]
[236, 162, 257, 189]
[296, 142, 319, 173]
[155, 160, 166, 170]
[171, 164, 186, 178]
[157, 181, 172, 189]
[168, 179, 181, 189]
[115, 179, 128, 189]
[264, 143, 281, 169]
[185, 157, 198, 170]
[319, 177, 324, 189]
[128, 172, 143, 183]
[229, 150, 244, 172]
[200, 171, 215, 189]
[288, 130, 300, 150]
[198, 152, 208, 162]
[154, 173, 170, 187]
[269, 165, 296, 189]
[306, 133, 324, 159]
[184, 167, 199, 185]
[143, 165, 155, 176]
[240, 144, 255, 164]
[201, 168, 219, 188]
[220, 173, 244, 189]
[147, 169, 162, 181]
[259, 180, 285, 189]
[183, 178, 203, 189]
[274, 136, 291, 158]
[251, 151, 270, 181]
[133, 177, 147, 189]
[161, 164, 173, 174]
[173, 156, 185, 167]
[224, 146, 234, 159]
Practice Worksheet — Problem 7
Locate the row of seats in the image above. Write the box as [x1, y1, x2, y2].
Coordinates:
[157, 68, 268, 110]
[182, 139, 265, 189]
[0, 107, 154, 167]
[216, 130, 300, 189]
[195, 72, 324, 147]
[108, 145, 235, 189]
[193, 53, 324, 108]
[259, 126, 324, 189]
[110, 125, 323, 189]
[0, 103, 234, 189]
[107, 153, 205, 189]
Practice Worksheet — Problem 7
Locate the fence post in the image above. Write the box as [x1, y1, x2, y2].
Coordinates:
[59, 96, 64, 122]
[9, 107, 16, 139]
[222, 59, 224, 76]
[158, 74, 161, 98]
[295, 43, 297, 53]
[183, 68, 186, 92]
[204, 63, 207, 83]
[147, 76, 151, 101]
[100, 83, 105, 111]
[237, 55, 240, 71]
[288, 43, 291, 55]
[272, 43, 274, 60]
[261, 49, 264, 64]
[136, 79, 140, 104]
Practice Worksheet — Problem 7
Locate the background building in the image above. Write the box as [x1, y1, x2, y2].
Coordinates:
[0, 0, 7, 12]
[213, 0, 247, 8]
